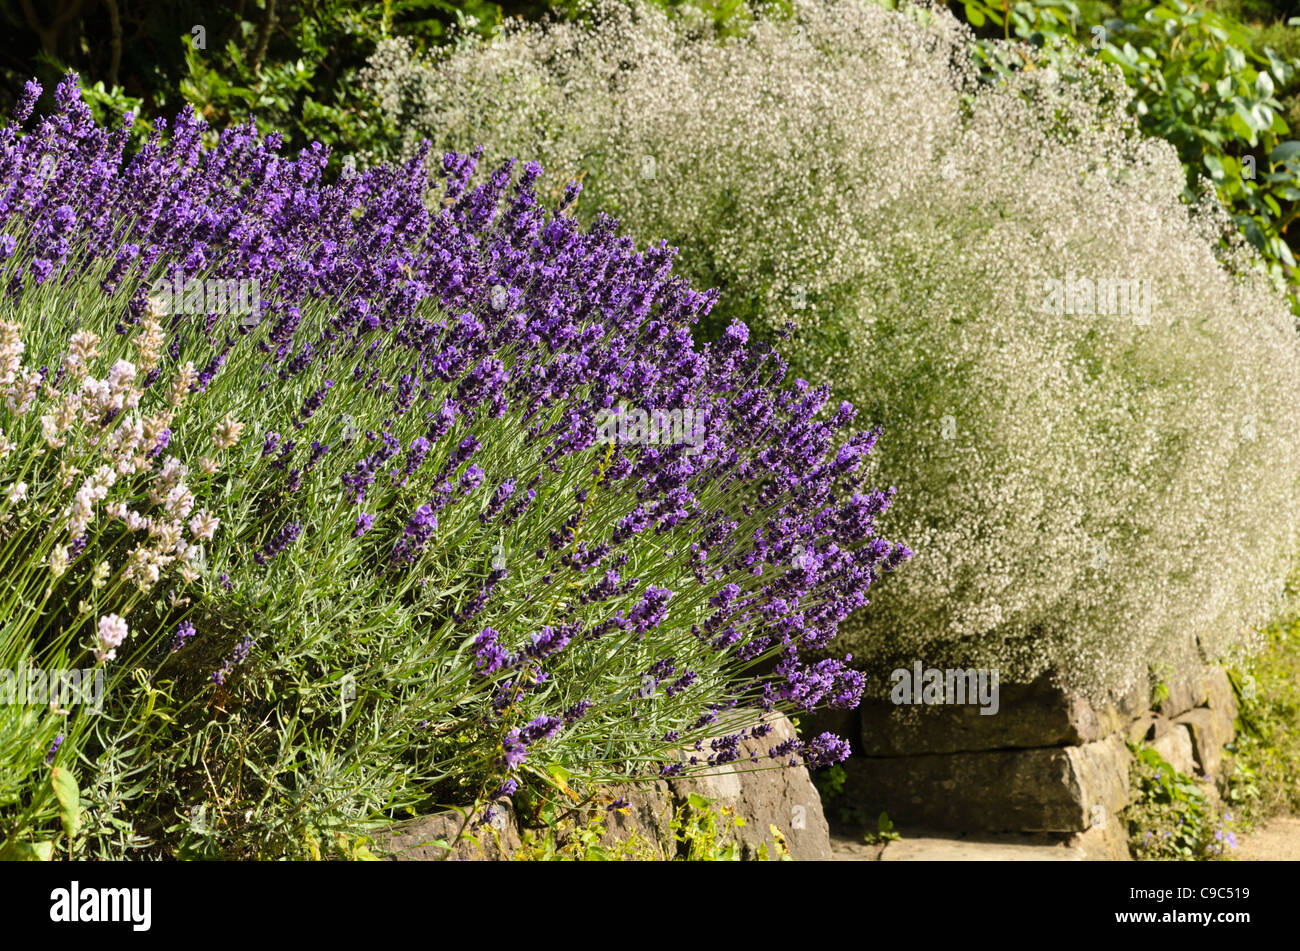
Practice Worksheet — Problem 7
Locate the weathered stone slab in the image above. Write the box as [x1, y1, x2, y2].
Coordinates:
[377, 804, 521, 861]
[1174, 706, 1235, 778]
[1126, 712, 1171, 745]
[1200, 667, 1238, 720]
[1068, 813, 1133, 861]
[670, 712, 833, 860]
[376, 713, 830, 861]
[1155, 669, 1210, 719]
[840, 733, 1131, 833]
[1066, 734, 1133, 826]
[858, 672, 1143, 756]
[595, 781, 676, 858]
[1148, 723, 1196, 776]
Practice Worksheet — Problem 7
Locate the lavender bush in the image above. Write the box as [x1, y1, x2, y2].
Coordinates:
[0, 77, 905, 858]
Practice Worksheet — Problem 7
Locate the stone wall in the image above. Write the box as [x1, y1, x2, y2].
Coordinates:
[375, 668, 1240, 861]
[377, 711, 833, 861]
[817, 666, 1239, 860]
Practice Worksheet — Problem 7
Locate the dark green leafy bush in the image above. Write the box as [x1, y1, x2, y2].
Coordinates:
[957, 0, 1300, 305]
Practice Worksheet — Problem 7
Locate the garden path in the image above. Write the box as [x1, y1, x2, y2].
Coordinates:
[1231, 817, 1300, 860]
[829, 832, 1082, 861]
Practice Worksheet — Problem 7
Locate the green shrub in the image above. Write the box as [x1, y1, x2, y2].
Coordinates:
[1223, 619, 1300, 824]
[1, 76, 902, 855]
[1125, 744, 1240, 860]
[0, 0, 507, 166]
[957, 0, 1300, 306]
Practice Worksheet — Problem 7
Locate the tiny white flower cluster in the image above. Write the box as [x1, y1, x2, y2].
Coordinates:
[64, 464, 117, 539]
[211, 415, 243, 451]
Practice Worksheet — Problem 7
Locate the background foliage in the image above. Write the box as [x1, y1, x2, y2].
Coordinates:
[952, 0, 1300, 306]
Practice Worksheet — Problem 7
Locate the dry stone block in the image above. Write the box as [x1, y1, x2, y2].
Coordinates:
[375, 712, 833, 861]
[1065, 733, 1132, 831]
[858, 672, 1142, 756]
[840, 733, 1131, 833]
[1174, 706, 1235, 778]
[1068, 813, 1133, 861]
[377, 804, 521, 861]
[1200, 667, 1238, 720]
[529, 780, 678, 859]
[1148, 723, 1196, 776]
[1155, 669, 1210, 719]
[670, 712, 832, 860]
[600, 780, 676, 858]
[376, 714, 830, 861]
[1126, 712, 1171, 745]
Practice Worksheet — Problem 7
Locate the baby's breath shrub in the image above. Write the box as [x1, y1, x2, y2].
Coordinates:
[365, 0, 1300, 700]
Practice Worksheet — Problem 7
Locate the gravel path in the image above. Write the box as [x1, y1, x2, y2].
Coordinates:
[1231, 817, 1300, 861]
[830, 830, 1082, 861]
